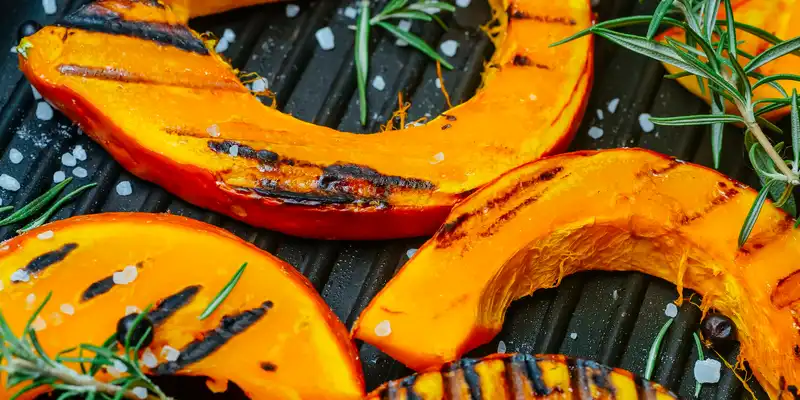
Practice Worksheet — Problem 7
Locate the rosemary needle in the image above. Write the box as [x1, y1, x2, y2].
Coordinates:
[693, 332, 705, 397]
[198, 262, 248, 320]
[0, 178, 73, 226]
[645, 318, 673, 380]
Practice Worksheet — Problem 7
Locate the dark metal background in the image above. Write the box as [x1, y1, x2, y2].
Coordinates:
[0, 0, 768, 398]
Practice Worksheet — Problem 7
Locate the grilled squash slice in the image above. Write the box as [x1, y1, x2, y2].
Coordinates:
[17, 0, 592, 239]
[367, 353, 677, 400]
[0, 213, 363, 399]
[354, 148, 800, 398]
[164, 0, 280, 20]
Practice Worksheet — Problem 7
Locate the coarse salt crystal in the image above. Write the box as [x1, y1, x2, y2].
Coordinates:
[315, 27, 335, 50]
[694, 359, 721, 384]
[42, 0, 57, 15]
[32, 316, 47, 331]
[607, 98, 620, 113]
[398, 20, 412, 31]
[343, 6, 357, 18]
[440, 40, 459, 57]
[286, 4, 300, 18]
[10, 46, 17, 54]
[435, 78, 441, 89]
[222, 28, 237, 43]
[125, 305, 141, 315]
[372, 75, 386, 91]
[639, 113, 655, 133]
[588, 126, 604, 139]
[251, 77, 268, 92]
[207, 124, 221, 137]
[529, 94, 537, 101]
[116, 180, 133, 196]
[215, 38, 230, 53]
[406, 248, 417, 258]
[11, 269, 30, 283]
[61, 152, 77, 167]
[37, 230, 54, 240]
[113, 265, 138, 285]
[36, 101, 54, 121]
[141, 348, 158, 368]
[374, 320, 392, 337]
[569, 332, 578, 340]
[9, 148, 23, 164]
[112, 359, 128, 373]
[229, 144, 239, 157]
[456, 0, 471, 6]
[161, 345, 181, 362]
[665, 303, 678, 318]
[27, 293, 36, 304]
[132, 387, 148, 400]
[596, 109, 604, 120]
[0, 280, 4, 291]
[612, 289, 619, 301]
[31, 85, 42, 100]
[430, 152, 445, 164]
[497, 340, 507, 353]
[53, 171, 66, 183]
[72, 167, 88, 178]
[72, 145, 87, 161]
[0, 174, 21, 191]
[60, 303, 75, 316]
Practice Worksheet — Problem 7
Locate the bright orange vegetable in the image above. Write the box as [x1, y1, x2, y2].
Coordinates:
[354, 148, 800, 398]
[18, 0, 592, 239]
[0, 213, 363, 400]
[367, 353, 677, 400]
[659, 0, 800, 120]
[164, 0, 280, 20]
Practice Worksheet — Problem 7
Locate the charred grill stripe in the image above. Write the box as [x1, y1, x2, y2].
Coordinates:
[636, 376, 657, 400]
[503, 356, 528, 398]
[680, 188, 741, 225]
[585, 360, 615, 397]
[320, 163, 435, 191]
[550, 58, 591, 126]
[568, 358, 592, 399]
[154, 301, 273, 375]
[511, 55, 550, 69]
[149, 285, 202, 325]
[520, 354, 551, 396]
[453, 359, 482, 400]
[81, 276, 116, 302]
[479, 191, 544, 238]
[637, 160, 680, 178]
[507, 8, 577, 25]
[23, 243, 78, 274]
[259, 362, 277, 372]
[385, 380, 399, 400]
[252, 187, 358, 206]
[401, 375, 421, 400]
[57, 4, 209, 54]
[207, 141, 279, 163]
[57, 65, 245, 91]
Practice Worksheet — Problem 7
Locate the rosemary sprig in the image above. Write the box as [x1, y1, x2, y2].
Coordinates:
[197, 262, 248, 320]
[554, 0, 800, 246]
[0, 178, 96, 231]
[354, 0, 456, 125]
[644, 318, 673, 380]
[0, 293, 172, 399]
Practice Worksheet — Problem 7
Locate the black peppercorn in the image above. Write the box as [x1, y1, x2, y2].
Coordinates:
[17, 21, 42, 43]
[116, 313, 155, 348]
[701, 313, 737, 349]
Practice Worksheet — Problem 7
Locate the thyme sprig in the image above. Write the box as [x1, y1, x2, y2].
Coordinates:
[554, 0, 800, 246]
[0, 294, 172, 400]
[354, 0, 455, 125]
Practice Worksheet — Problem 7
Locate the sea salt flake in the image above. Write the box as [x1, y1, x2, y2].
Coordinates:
[588, 126, 604, 139]
[31, 85, 42, 100]
[37, 230, 54, 240]
[372, 75, 386, 91]
[116, 181, 133, 196]
[132, 387, 148, 400]
[9, 148, 23, 164]
[694, 359, 722, 384]
[141, 348, 158, 368]
[61, 152, 77, 167]
[36, 101, 54, 121]
[207, 124, 221, 137]
[665, 303, 678, 318]
[215, 38, 230, 53]
[113, 265, 138, 285]
[106, 366, 123, 378]
[286, 4, 300, 18]
[72, 145, 87, 161]
[0, 280, 4, 291]
[435, 78, 441, 89]
[497, 340, 507, 353]
[596, 109, 604, 120]
[430, 152, 445, 164]
[406, 248, 417, 258]
[112, 359, 128, 373]
[398, 20, 412, 31]
[440, 40, 459, 57]
[374, 320, 392, 337]
[251, 77, 268, 92]
[11, 269, 30, 283]
[53, 171, 66, 183]
[10, 46, 17, 54]
[222, 28, 237, 43]
[343, 6, 357, 18]
[639, 113, 655, 133]
[31, 316, 47, 331]
[315, 27, 335, 50]
[607, 98, 620, 113]
[612, 289, 619, 301]
[126, 305, 141, 315]
[60, 303, 75, 316]
[0, 174, 21, 192]
[27, 293, 36, 304]
[229, 145, 240, 157]
[569, 332, 578, 340]
[72, 167, 88, 178]
[456, 0, 471, 7]
[529, 94, 537, 101]
[161, 345, 181, 362]
[42, 0, 57, 15]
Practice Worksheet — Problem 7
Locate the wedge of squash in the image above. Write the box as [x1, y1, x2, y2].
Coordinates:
[17, 0, 592, 240]
[367, 353, 677, 400]
[164, 0, 281, 20]
[0, 213, 363, 400]
[659, 0, 800, 120]
[354, 148, 800, 398]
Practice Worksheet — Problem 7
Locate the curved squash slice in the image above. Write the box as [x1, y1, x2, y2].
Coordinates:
[353, 148, 800, 398]
[0, 213, 363, 400]
[659, 0, 800, 120]
[367, 353, 677, 400]
[18, 0, 592, 240]
[164, 0, 281, 20]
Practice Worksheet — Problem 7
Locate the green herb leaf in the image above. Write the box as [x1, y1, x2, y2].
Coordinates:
[355, 0, 371, 126]
[738, 179, 778, 247]
[692, 332, 704, 397]
[710, 93, 725, 169]
[18, 183, 97, 233]
[647, 0, 675, 40]
[198, 262, 248, 320]
[749, 142, 782, 178]
[743, 36, 800, 73]
[373, 10, 432, 23]
[792, 89, 800, 173]
[645, 318, 674, 380]
[722, 0, 737, 59]
[664, 71, 693, 80]
[752, 73, 800, 92]
[381, 0, 409, 15]
[377, 21, 453, 69]
[0, 179, 73, 227]
[703, 0, 721, 40]
[727, 50, 751, 106]
[756, 115, 783, 134]
[649, 114, 744, 126]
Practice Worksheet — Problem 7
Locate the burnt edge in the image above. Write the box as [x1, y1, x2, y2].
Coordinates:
[451, 359, 482, 400]
[208, 140, 279, 164]
[154, 301, 273, 375]
[508, 353, 551, 396]
[507, 5, 577, 25]
[512, 55, 550, 69]
[583, 359, 615, 396]
[56, 2, 209, 55]
[772, 269, 800, 309]
[149, 285, 202, 325]
[22, 243, 78, 275]
[320, 163, 435, 191]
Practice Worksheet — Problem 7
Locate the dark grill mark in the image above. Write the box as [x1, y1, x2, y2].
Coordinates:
[320, 163, 435, 192]
[479, 191, 544, 238]
[568, 358, 592, 400]
[636, 160, 680, 178]
[22, 243, 78, 275]
[442, 123, 452, 130]
[509, 353, 551, 396]
[584, 359, 615, 396]
[207, 140, 279, 163]
[772, 269, 800, 309]
[259, 362, 277, 372]
[512, 55, 550, 69]
[57, 3, 209, 54]
[149, 285, 202, 325]
[444, 115, 457, 121]
[401, 375, 421, 400]
[507, 7, 577, 25]
[452, 359, 481, 400]
[636, 376, 657, 400]
[154, 301, 273, 375]
[680, 188, 740, 225]
[252, 187, 360, 206]
[794, 345, 800, 358]
[81, 276, 116, 302]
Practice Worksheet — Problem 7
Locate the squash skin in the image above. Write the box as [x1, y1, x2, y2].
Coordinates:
[0, 213, 364, 400]
[659, 0, 800, 120]
[353, 148, 800, 398]
[18, 0, 593, 240]
[367, 353, 678, 400]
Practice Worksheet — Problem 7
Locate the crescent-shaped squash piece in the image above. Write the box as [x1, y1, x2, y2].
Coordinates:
[0, 213, 363, 399]
[353, 148, 800, 398]
[163, 0, 282, 21]
[658, 0, 800, 120]
[367, 353, 677, 400]
[17, 0, 592, 240]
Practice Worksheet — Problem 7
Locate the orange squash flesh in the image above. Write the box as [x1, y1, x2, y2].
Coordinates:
[163, 0, 283, 21]
[367, 353, 677, 400]
[354, 148, 800, 398]
[18, 0, 592, 240]
[0, 213, 363, 400]
[659, 0, 800, 120]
